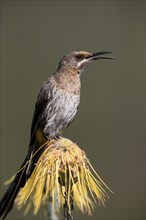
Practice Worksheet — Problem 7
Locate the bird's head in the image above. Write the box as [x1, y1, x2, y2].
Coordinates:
[57, 51, 114, 74]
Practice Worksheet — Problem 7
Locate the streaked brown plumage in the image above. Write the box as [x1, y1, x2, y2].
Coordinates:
[0, 51, 113, 219]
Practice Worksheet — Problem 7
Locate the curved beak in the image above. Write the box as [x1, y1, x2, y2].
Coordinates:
[86, 51, 114, 60]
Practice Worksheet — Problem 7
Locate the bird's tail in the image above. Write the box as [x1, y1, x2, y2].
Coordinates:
[0, 154, 29, 219]
[0, 139, 46, 219]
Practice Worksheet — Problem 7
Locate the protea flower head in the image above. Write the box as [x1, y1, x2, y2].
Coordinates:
[6, 137, 112, 217]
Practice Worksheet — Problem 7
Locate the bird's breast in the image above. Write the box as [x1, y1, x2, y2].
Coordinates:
[43, 86, 80, 138]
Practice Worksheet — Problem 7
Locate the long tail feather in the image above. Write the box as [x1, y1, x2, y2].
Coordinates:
[0, 156, 28, 219]
[0, 140, 46, 219]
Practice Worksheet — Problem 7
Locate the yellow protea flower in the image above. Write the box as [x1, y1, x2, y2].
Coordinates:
[8, 137, 111, 217]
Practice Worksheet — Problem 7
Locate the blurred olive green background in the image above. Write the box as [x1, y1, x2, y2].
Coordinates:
[0, 1, 145, 220]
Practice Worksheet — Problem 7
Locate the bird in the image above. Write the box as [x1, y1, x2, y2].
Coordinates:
[0, 50, 113, 219]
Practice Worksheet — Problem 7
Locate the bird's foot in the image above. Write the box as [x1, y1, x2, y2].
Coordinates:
[45, 135, 61, 142]
[54, 135, 61, 140]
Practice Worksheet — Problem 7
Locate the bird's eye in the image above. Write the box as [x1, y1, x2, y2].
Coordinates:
[76, 55, 83, 60]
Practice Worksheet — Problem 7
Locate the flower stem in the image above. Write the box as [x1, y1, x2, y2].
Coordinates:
[63, 190, 73, 220]
[63, 168, 74, 220]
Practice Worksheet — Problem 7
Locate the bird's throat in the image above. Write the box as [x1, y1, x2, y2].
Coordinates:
[54, 68, 81, 95]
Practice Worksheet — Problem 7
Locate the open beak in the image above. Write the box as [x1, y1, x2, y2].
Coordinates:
[86, 51, 114, 60]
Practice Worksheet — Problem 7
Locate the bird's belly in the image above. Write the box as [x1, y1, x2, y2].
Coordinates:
[43, 92, 80, 138]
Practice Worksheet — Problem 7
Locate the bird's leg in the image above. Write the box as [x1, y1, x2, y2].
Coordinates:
[45, 135, 61, 141]
[54, 135, 61, 140]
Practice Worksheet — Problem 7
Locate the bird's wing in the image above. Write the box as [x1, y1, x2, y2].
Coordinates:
[26, 80, 53, 175]
[30, 90, 47, 138]
[30, 80, 52, 141]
